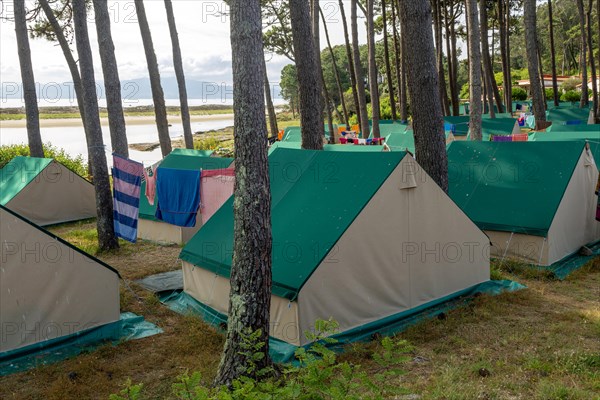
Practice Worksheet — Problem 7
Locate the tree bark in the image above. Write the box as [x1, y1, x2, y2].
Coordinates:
[398, 3, 408, 123]
[524, 0, 546, 123]
[444, 0, 459, 116]
[465, 0, 482, 139]
[576, 0, 589, 108]
[320, 7, 349, 127]
[391, 0, 403, 120]
[14, 0, 43, 158]
[263, 57, 279, 139]
[548, 0, 560, 107]
[366, 0, 380, 137]
[289, 0, 324, 149]
[38, 0, 89, 156]
[432, 0, 450, 116]
[93, 0, 129, 158]
[397, 0, 448, 192]
[502, 0, 512, 113]
[311, 0, 335, 143]
[587, 0, 598, 121]
[164, 0, 193, 149]
[351, 0, 370, 136]
[480, 0, 503, 114]
[72, 0, 118, 251]
[381, 0, 397, 120]
[213, 0, 272, 387]
[135, 0, 172, 156]
[339, 0, 361, 128]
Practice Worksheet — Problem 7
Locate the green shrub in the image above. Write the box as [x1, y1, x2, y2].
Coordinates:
[560, 90, 581, 102]
[460, 83, 470, 99]
[512, 87, 528, 101]
[0, 143, 88, 177]
[545, 88, 557, 99]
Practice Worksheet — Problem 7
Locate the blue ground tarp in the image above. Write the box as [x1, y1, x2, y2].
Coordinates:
[0, 312, 162, 376]
[160, 279, 525, 363]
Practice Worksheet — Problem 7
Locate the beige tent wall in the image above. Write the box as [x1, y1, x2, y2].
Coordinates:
[138, 218, 201, 245]
[7, 161, 96, 226]
[297, 156, 490, 344]
[486, 230, 549, 265]
[547, 149, 600, 264]
[0, 208, 120, 353]
[512, 120, 521, 135]
[182, 262, 301, 345]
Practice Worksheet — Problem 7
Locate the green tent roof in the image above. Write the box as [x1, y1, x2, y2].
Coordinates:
[547, 124, 599, 133]
[269, 142, 386, 153]
[0, 156, 52, 205]
[170, 148, 214, 157]
[447, 141, 585, 236]
[139, 153, 233, 220]
[282, 126, 332, 143]
[369, 122, 409, 138]
[180, 147, 407, 300]
[547, 107, 591, 123]
[385, 131, 415, 153]
[528, 131, 600, 168]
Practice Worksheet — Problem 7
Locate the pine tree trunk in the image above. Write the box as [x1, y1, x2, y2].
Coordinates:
[367, 0, 380, 137]
[164, 0, 193, 149]
[576, 0, 589, 108]
[289, 0, 324, 149]
[72, 0, 118, 251]
[93, 0, 129, 158]
[524, 0, 546, 124]
[587, 0, 598, 121]
[397, 0, 448, 193]
[432, 0, 450, 116]
[465, 0, 483, 139]
[214, 0, 272, 387]
[263, 58, 279, 139]
[381, 0, 397, 120]
[311, 0, 336, 142]
[391, 0, 403, 119]
[398, 7, 409, 123]
[444, 0, 459, 116]
[320, 7, 349, 127]
[339, 0, 361, 128]
[38, 0, 89, 156]
[135, 0, 172, 156]
[14, 0, 43, 158]
[450, 1, 461, 114]
[351, 0, 370, 136]
[548, 0, 560, 107]
[503, 0, 512, 113]
[480, 0, 503, 113]
[537, 42, 548, 107]
[597, 0, 600, 121]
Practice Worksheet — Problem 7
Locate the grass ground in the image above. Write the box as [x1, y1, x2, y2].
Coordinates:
[0, 219, 597, 399]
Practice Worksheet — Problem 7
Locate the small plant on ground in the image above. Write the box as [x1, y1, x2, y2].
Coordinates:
[113, 319, 413, 400]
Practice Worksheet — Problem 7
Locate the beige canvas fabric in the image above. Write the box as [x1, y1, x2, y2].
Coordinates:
[547, 148, 600, 264]
[6, 161, 96, 226]
[486, 230, 549, 265]
[138, 218, 202, 245]
[0, 207, 120, 353]
[297, 156, 490, 344]
[182, 262, 301, 345]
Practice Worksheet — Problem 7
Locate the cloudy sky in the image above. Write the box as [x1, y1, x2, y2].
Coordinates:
[0, 1, 368, 101]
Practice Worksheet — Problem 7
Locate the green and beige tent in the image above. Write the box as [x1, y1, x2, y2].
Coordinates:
[0, 156, 96, 226]
[528, 130, 600, 167]
[179, 147, 490, 356]
[0, 204, 120, 356]
[448, 141, 600, 267]
[138, 149, 233, 244]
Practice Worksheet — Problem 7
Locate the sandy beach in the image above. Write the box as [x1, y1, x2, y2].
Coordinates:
[0, 113, 234, 129]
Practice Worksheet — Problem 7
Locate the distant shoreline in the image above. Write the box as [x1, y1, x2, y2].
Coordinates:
[0, 113, 234, 129]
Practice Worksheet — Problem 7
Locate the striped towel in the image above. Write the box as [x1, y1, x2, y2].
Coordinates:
[112, 154, 144, 243]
